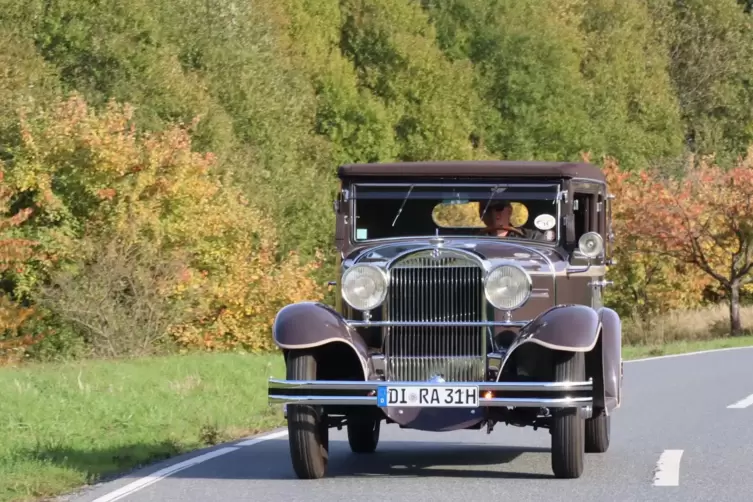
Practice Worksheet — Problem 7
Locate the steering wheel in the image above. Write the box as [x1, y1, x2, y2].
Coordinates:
[484, 225, 525, 237]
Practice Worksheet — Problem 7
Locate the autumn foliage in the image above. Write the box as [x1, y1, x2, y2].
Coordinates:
[3, 90, 753, 361]
[0, 171, 40, 360]
[0, 95, 324, 358]
[603, 151, 753, 335]
[602, 158, 712, 319]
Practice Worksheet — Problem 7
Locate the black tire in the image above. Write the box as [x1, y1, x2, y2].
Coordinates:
[585, 411, 610, 453]
[347, 416, 380, 453]
[286, 350, 329, 479]
[550, 351, 586, 479]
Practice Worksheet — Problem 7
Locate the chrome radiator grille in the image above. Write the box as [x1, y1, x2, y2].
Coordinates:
[383, 252, 486, 382]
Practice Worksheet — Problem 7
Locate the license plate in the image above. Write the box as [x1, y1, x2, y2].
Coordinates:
[376, 385, 479, 408]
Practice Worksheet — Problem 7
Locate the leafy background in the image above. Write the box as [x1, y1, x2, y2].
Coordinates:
[2, 0, 753, 361]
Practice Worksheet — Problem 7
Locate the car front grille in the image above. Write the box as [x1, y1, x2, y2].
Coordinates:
[383, 251, 486, 382]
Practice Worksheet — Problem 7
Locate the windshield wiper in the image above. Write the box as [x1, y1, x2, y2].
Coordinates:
[480, 184, 501, 221]
[391, 185, 414, 227]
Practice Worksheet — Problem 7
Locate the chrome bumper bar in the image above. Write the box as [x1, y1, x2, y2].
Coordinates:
[345, 320, 530, 328]
[267, 378, 593, 408]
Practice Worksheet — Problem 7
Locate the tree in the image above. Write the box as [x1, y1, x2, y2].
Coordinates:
[608, 150, 753, 336]
[601, 156, 711, 324]
[422, 0, 686, 169]
[0, 170, 39, 360]
[648, 0, 753, 164]
[4, 94, 325, 355]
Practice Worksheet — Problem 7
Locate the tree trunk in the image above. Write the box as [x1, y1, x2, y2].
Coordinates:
[729, 282, 742, 336]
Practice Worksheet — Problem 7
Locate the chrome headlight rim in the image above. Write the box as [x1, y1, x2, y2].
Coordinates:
[483, 262, 533, 311]
[341, 263, 389, 311]
[578, 231, 604, 259]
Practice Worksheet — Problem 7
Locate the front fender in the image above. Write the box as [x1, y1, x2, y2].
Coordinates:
[598, 307, 622, 412]
[513, 304, 601, 352]
[497, 305, 600, 383]
[498, 304, 622, 416]
[273, 301, 370, 380]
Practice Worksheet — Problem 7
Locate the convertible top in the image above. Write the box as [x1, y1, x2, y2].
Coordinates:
[337, 160, 606, 182]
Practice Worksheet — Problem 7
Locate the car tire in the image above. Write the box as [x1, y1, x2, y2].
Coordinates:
[550, 350, 585, 479]
[585, 412, 610, 453]
[347, 417, 380, 453]
[286, 350, 329, 479]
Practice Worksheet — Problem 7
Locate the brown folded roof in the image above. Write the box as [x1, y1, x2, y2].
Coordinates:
[338, 160, 605, 182]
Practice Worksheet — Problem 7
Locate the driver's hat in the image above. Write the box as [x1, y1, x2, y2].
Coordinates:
[479, 200, 510, 216]
[479, 200, 528, 227]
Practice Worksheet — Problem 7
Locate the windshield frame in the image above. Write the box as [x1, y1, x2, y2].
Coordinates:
[349, 182, 565, 245]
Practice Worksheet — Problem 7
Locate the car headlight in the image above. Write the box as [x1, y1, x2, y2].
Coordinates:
[341, 264, 388, 311]
[484, 264, 532, 310]
[578, 232, 604, 259]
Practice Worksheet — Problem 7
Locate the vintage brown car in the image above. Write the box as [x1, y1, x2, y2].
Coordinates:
[267, 160, 623, 480]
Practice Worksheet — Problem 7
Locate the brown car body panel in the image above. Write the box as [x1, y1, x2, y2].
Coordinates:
[598, 306, 622, 412]
[272, 301, 371, 380]
[497, 304, 621, 415]
[382, 407, 486, 432]
[504, 304, 601, 353]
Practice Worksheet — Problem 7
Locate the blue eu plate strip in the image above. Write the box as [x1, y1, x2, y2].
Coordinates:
[377, 386, 387, 407]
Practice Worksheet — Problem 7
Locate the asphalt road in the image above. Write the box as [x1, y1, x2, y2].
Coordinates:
[66, 347, 753, 502]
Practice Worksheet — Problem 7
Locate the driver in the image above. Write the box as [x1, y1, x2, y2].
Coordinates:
[480, 200, 551, 241]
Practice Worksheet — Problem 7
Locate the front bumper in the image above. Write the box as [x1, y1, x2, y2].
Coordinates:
[267, 378, 593, 408]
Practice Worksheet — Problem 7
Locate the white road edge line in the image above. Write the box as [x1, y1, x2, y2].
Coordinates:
[91, 446, 239, 502]
[89, 430, 289, 502]
[626, 345, 753, 363]
[653, 449, 684, 487]
[727, 393, 753, 409]
[236, 429, 289, 446]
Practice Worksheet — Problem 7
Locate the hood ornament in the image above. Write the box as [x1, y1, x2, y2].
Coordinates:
[429, 229, 445, 249]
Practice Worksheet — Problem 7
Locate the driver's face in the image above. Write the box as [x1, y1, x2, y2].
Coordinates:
[491, 205, 511, 227]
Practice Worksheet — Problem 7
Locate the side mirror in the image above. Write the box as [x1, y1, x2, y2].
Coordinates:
[566, 232, 604, 276]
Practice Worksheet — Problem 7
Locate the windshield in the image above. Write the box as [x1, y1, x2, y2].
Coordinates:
[352, 183, 562, 243]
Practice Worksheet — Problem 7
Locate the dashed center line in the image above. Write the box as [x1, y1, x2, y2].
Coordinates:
[727, 393, 753, 409]
[653, 449, 684, 486]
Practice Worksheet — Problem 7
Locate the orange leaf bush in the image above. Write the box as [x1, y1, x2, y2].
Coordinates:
[3, 94, 324, 354]
[602, 157, 712, 319]
[603, 150, 753, 335]
[0, 170, 40, 362]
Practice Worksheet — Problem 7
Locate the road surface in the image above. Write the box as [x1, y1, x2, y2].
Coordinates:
[65, 347, 753, 502]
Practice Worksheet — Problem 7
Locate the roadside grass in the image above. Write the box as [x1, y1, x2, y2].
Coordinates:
[621, 303, 753, 358]
[621, 334, 753, 360]
[0, 352, 286, 502]
[622, 303, 753, 345]
[2, 304, 753, 502]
